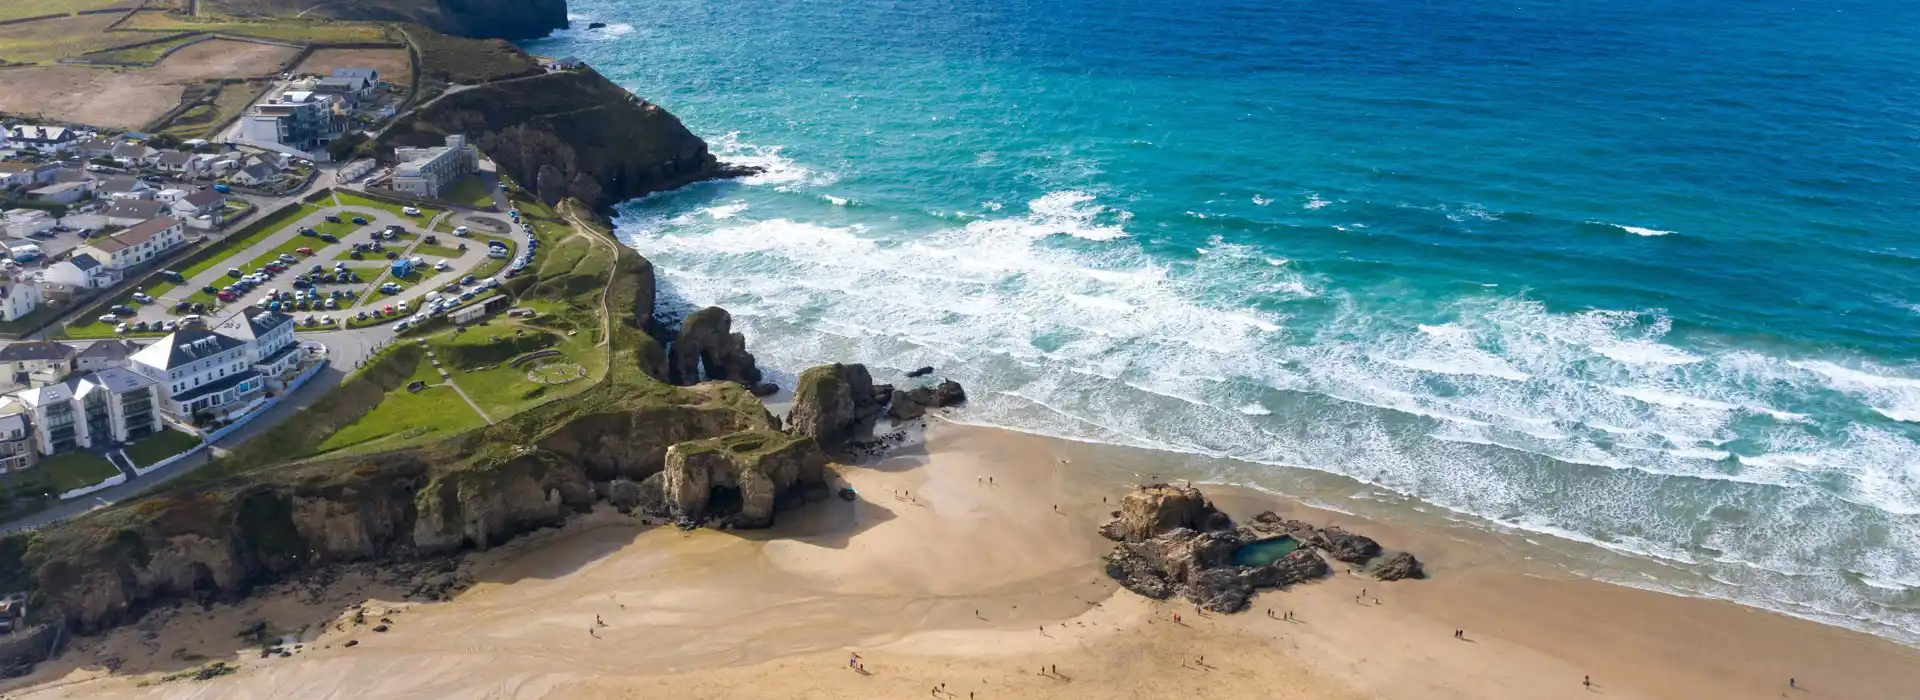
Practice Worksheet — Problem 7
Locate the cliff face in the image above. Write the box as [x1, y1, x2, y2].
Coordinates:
[385, 68, 743, 213]
[210, 0, 568, 40]
[20, 381, 774, 632]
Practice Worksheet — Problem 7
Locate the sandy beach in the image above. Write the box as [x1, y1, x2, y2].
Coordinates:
[6, 421, 1918, 700]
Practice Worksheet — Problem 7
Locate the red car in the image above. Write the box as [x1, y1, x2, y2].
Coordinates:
[216, 291, 236, 302]
[295, 247, 314, 255]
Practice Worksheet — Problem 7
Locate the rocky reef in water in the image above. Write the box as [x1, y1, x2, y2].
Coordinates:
[1100, 484, 1423, 613]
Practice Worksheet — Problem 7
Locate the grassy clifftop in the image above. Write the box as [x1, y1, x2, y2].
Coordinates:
[383, 68, 729, 214]
[0, 196, 769, 633]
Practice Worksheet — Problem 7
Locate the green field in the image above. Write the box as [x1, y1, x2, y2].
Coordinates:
[122, 429, 203, 467]
[441, 175, 496, 209]
[38, 451, 120, 494]
[122, 13, 392, 44]
[415, 243, 464, 259]
[82, 33, 203, 64]
[333, 192, 442, 223]
[313, 385, 485, 454]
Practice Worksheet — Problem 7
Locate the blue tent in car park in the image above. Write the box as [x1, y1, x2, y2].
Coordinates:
[392, 259, 413, 276]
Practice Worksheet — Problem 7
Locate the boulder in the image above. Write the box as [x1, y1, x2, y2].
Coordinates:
[661, 430, 826, 528]
[1373, 552, 1424, 581]
[788, 363, 882, 448]
[933, 379, 967, 407]
[605, 475, 666, 515]
[1099, 484, 1226, 542]
[887, 389, 925, 421]
[667, 307, 763, 386]
[906, 366, 935, 378]
[1308, 526, 1381, 564]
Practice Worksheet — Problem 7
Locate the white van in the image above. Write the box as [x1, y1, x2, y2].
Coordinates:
[402, 206, 422, 216]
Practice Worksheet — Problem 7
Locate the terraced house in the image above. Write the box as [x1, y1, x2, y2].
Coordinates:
[6, 368, 160, 455]
[75, 216, 186, 273]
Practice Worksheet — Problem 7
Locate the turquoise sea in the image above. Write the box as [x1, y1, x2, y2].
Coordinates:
[526, 0, 1920, 643]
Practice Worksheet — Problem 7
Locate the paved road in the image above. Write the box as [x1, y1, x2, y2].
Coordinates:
[0, 326, 395, 532]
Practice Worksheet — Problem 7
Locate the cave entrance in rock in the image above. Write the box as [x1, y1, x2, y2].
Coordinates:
[706, 484, 745, 521]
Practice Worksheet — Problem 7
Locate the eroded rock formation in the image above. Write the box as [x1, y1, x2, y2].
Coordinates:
[789, 363, 883, 448]
[667, 307, 769, 393]
[1101, 486, 1421, 612]
[661, 430, 826, 528]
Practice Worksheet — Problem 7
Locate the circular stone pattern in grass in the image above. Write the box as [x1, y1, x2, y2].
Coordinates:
[527, 361, 587, 385]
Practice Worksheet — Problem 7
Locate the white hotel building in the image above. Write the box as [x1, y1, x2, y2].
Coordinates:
[130, 306, 299, 425]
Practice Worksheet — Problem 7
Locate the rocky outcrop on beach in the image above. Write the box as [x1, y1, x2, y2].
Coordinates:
[789, 363, 882, 447]
[667, 307, 771, 394]
[1100, 486, 1421, 612]
[661, 430, 827, 528]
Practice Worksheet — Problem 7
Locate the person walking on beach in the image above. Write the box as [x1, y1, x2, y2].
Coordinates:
[1584, 675, 1592, 690]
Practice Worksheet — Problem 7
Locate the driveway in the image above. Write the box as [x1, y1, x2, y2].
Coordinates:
[0, 324, 395, 533]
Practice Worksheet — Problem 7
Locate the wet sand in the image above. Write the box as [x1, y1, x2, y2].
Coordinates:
[6, 422, 1919, 699]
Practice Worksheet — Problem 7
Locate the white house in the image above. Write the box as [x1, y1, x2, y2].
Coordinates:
[0, 270, 43, 322]
[0, 341, 75, 392]
[96, 176, 151, 201]
[214, 305, 300, 381]
[8, 368, 161, 454]
[74, 338, 143, 373]
[39, 254, 117, 300]
[230, 162, 280, 187]
[171, 189, 227, 219]
[0, 162, 59, 189]
[153, 150, 200, 175]
[109, 143, 155, 167]
[4, 125, 80, 154]
[130, 326, 259, 425]
[76, 216, 186, 272]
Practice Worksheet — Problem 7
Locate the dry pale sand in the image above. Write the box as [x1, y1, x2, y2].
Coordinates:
[6, 423, 1919, 700]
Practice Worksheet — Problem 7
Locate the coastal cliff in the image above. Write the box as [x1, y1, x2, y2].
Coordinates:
[383, 67, 749, 214]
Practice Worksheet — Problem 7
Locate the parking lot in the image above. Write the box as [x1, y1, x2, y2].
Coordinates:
[98, 192, 514, 334]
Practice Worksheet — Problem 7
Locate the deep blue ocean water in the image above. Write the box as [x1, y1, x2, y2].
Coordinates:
[526, 0, 1920, 642]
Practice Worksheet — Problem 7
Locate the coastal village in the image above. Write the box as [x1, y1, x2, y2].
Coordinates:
[0, 2, 1911, 700]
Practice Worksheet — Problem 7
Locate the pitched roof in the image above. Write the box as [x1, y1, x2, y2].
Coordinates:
[109, 143, 152, 159]
[6, 125, 72, 142]
[105, 200, 166, 220]
[181, 189, 224, 207]
[238, 163, 278, 180]
[114, 216, 180, 246]
[130, 327, 246, 370]
[331, 67, 377, 80]
[214, 305, 293, 342]
[155, 150, 194, 166]
[0, 340, 77, 362]
[77, 338, 142, 363]
[98, 176, 146, 194]
[69, 254, 101, 272]
[80, 367, 153, 394]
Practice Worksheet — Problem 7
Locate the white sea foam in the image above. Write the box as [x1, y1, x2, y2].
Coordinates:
[710, 132, 830, 188]
[1601, 221, 1675, 237]
[822, 195, 850, 206]
[703, 202, 750, 220]
[1252, 195, 1272, 206]
[618, 148, 1920, 646]
[1303, 192, 1330, 210]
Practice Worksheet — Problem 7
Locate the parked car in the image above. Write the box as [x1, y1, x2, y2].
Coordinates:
[318, 233, 338, 243]
[453, 226, 470, 237]
[111, 305, 135, 316]
[227, 267, 243, 277]
[114, 323, 129, 335]
[172, 301, 191, 312]
[326, 215, 342, 224]
[423, 235, 438, 245]
[350, 216, 368, 225]
[130, 292, 152, 303]
[202, 285, 219, 295]
[402, 206, 421, 216]
[385, 251, 398, 260]
[299, 227, 318, 237]
[97, 314, 117, 324]
[160, 270, 184, 282]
